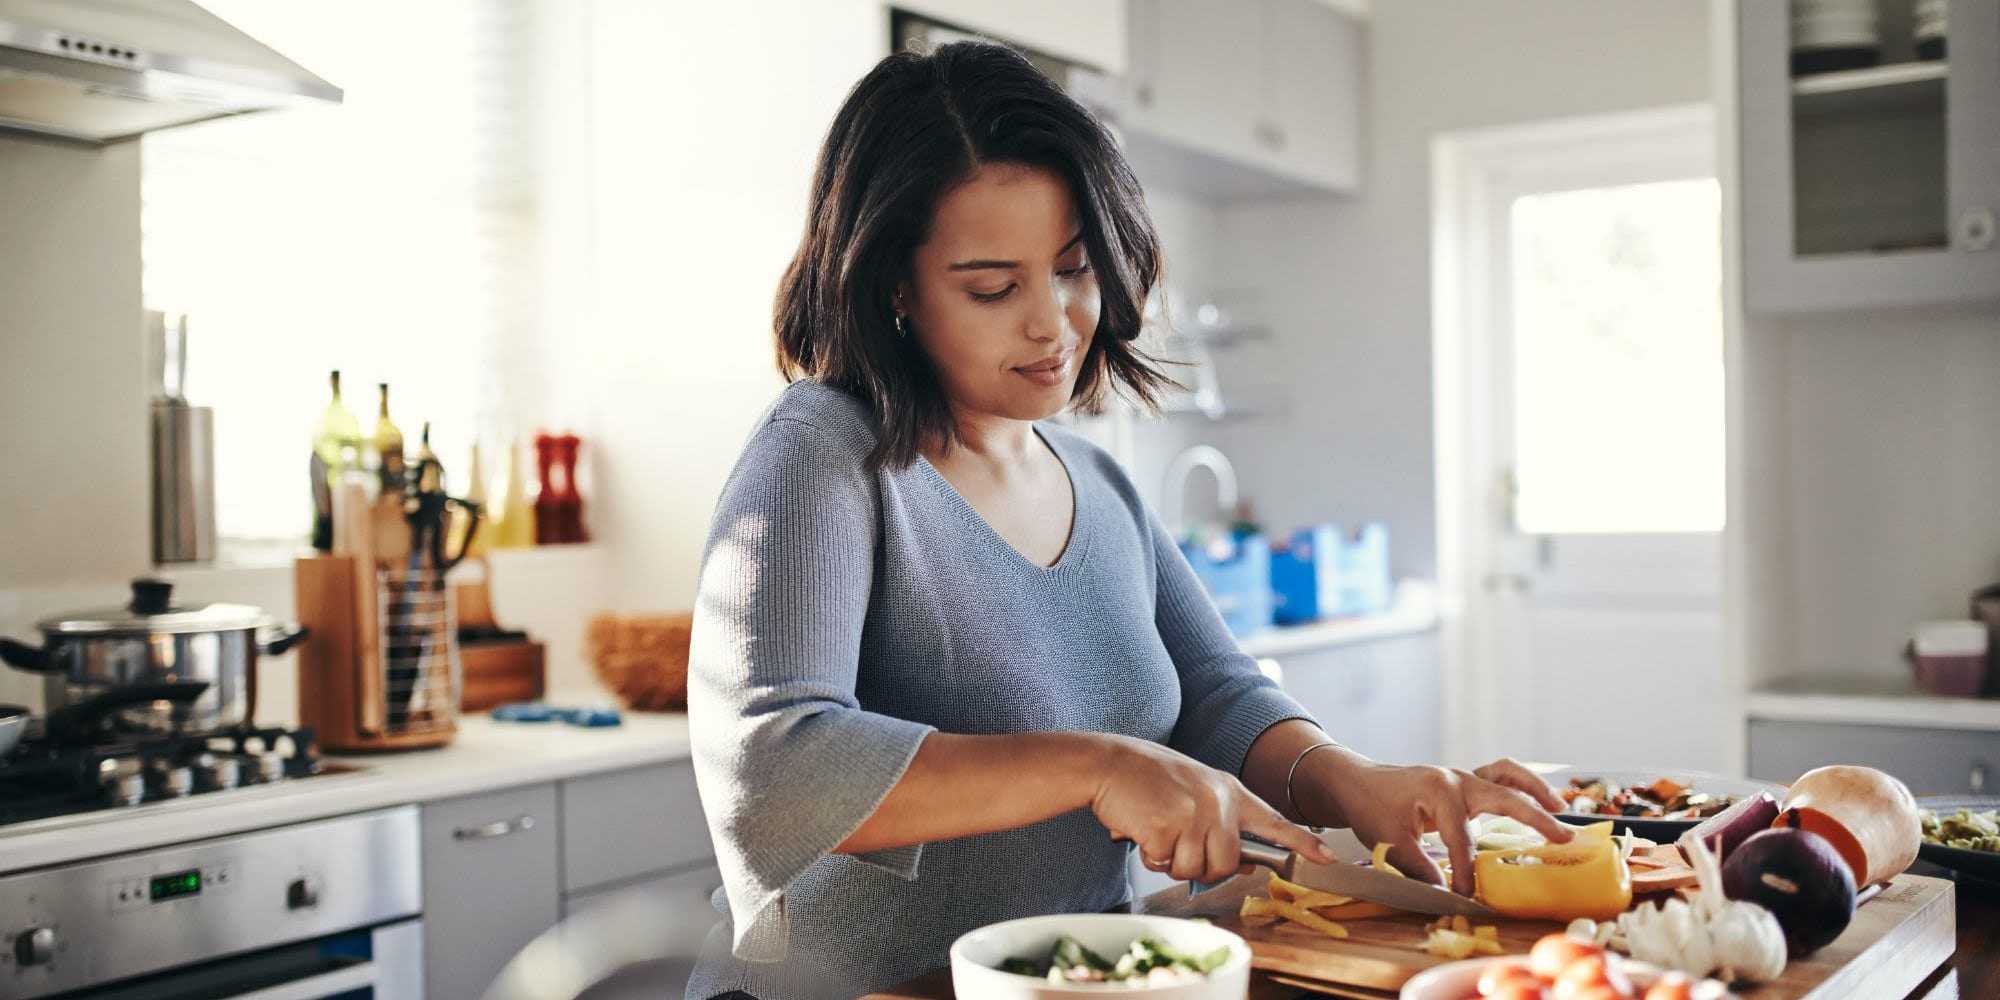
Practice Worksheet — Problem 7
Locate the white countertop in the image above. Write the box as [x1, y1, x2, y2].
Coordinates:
[1236, 580, 1439, 659]
[1747, 676, 2000, 732]
[1, 712, 692, 873]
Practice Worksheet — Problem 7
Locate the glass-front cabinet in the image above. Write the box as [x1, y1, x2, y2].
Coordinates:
[1737, 0, 2000, 313]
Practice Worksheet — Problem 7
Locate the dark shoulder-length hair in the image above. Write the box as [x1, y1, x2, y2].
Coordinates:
[774, 40, 1173, 470]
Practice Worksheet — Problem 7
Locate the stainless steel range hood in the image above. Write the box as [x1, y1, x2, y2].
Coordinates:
[0, 0, 341, 145]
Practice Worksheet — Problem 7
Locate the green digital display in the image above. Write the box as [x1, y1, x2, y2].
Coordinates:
[150, 869, 202, 902]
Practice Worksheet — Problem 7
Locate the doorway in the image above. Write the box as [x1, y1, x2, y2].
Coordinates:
[1433, 105, 1727, 771]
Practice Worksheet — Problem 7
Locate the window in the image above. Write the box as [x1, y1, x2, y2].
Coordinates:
[1508, 178, 1725, 534]
[142, 0, 534, 542]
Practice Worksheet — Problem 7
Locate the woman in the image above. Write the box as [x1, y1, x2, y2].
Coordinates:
[687, 41, 1570, 1000]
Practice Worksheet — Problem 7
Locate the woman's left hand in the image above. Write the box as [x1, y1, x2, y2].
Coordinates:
[1297, 753, 1575, 896]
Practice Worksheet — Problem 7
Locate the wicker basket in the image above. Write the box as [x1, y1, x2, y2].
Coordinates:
[586, 611, 692, 711]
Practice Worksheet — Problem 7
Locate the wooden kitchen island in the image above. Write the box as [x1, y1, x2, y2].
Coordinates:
[870, 873, 1994, 1000]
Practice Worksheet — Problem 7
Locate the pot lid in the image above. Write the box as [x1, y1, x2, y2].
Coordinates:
[37, 579, 276, 636]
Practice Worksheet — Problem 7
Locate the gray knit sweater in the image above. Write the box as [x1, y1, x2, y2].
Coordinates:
[685, 379, 1312, 999]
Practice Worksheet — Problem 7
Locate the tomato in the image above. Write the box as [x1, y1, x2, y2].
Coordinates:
[1528, 934, 1602, 981]
[1477, 963, 1542, 995]
[1551, 955, 1614, 1000]
[1567, 987, 1625, 1000]
[1642, 974, 1694, 1000]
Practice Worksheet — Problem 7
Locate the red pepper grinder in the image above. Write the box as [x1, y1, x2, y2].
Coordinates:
[555, 433, 588, 543]
[532, 432, 560, 545]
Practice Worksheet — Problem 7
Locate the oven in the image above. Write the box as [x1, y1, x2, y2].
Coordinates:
[0, 806, 422, 1000]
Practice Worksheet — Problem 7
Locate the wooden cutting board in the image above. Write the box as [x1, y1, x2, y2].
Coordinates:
[1189, 874, 1955, 999]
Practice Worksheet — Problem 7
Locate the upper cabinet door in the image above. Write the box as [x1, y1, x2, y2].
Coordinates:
[1266, 0, 1362, 192]
[1127, 0, 1262, 158]
[1122, 0, 1363, 198]
[1737, 0, 2000, 313]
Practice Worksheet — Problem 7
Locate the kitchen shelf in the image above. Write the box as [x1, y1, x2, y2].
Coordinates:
[1746, 675, 2000, 732]
[1792, 62, 1945, 118]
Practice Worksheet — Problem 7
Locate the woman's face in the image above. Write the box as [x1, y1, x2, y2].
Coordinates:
[901, 163, 1102, 424]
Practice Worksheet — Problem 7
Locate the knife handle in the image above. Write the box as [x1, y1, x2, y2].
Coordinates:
[1187, 836, 1294, 898]
[1236, 837, 1293, 872]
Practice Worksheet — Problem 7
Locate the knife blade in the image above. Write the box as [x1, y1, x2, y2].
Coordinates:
[1237, 836, 1497, 918]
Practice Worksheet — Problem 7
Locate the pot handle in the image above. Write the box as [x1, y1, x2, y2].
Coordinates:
[259, 624, 310, 657]
[45, 681, 212, 742]
[0, 638, 57, 673]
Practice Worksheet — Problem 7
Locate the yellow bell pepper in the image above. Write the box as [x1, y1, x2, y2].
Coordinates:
[1473, 821, 1632, 922]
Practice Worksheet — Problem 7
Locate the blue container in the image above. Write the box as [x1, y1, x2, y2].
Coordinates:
[1266, 523, 1394, 622]
[1181, 533, 1273, 637]
[1339, 523, 1392, 615]
[1269, 525, 1343, 625]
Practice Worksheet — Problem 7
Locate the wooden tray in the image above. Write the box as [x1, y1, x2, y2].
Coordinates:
[867, 874, 1958, 1000]
[1196, 874, 1954, 999]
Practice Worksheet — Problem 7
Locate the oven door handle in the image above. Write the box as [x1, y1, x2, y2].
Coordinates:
[207, 961, 377, 1000]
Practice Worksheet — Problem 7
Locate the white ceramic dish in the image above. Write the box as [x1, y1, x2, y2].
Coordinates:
[1398, 956, 1532, 1000]
[1400, 955, 1726, 1000]
[950, 913, 1251, 1000]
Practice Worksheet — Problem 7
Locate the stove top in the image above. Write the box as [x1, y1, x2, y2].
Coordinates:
[0, 724, 352, 829]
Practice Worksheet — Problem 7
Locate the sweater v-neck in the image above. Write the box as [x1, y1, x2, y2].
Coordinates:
[913, 425, 1093, 576]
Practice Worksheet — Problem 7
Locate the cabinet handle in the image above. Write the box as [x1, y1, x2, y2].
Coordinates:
[1973, 762, 1988, 795]
[1958, 208, 1995, 253]
[455, 815, 536, 841]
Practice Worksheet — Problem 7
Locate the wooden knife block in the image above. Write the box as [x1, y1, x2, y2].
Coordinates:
[459, 639, 545, 712]
[295, 555, 458, 751]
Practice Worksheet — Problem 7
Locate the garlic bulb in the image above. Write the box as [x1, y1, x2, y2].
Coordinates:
[1686, 832, 1787, 982]
[1586, 834, 1788, 984]
[1623, 897, 1715, 976]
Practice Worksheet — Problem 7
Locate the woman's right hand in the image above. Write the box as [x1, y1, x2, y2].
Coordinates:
[1090, 735, 1336, 884]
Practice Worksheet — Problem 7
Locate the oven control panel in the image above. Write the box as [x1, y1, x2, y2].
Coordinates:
[0, 807, 418, 999]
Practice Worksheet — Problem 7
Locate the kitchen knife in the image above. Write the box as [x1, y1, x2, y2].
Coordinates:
[1237, 836, 1497, 917]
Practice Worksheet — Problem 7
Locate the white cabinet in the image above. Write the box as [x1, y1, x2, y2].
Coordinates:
[892, 0, 1127, 74]
[421, 762, 719, 1000]
[1748, 720, 1997, 794]
[1736, 0, 2000, 311]
[422, 783, 563, 1000]
[1266, 0, 1362, 192]
[561, 761, 714, 894]
[1274, 634, 1442, 766]
[1123, 0, 1362, 197]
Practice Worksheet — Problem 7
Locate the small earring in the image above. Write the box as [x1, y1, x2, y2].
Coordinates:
[894, 313, 908, 338]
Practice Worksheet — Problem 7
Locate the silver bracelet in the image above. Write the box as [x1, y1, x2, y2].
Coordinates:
[1285, 740, 1343, 831]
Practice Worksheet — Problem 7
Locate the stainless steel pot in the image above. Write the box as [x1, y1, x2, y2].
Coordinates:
[0, 579, 307, 736]
[0, 704, 27, 755]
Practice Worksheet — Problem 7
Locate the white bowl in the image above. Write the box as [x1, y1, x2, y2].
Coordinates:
[950, 913, 1252, 1000]
[1398, 956, 1532, 1000]
[1400, 955, 1724, 1000]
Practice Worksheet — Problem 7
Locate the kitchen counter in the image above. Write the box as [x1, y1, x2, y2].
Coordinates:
[1236, 580, 1439, 660]
[871, 872, 1998, 1000]
[1748, 676, 2000, 732]
[0, 711, 691, 872]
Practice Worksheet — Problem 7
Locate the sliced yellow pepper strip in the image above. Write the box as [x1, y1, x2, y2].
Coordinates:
[1370, 842, 1401, 877]
[1472, 820, 1632, 922]
[1266, 872, 1353, 908]
[1240, 897, 1351, 939]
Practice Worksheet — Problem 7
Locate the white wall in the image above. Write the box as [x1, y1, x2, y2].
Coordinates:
[1190, 1, 1713, 579]
[0, 136, 148, 589]
[1780, 304, 2000, 681]
[561, 0, 1127, 610]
